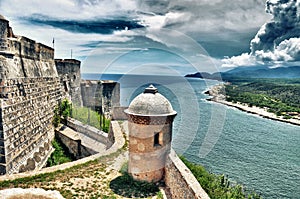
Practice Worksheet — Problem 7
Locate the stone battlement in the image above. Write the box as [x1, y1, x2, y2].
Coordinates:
[0, 16, 56, 79]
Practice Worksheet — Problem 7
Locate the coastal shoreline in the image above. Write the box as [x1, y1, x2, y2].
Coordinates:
[206, 84, 300, 127]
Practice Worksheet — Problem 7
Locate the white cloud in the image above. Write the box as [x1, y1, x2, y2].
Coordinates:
[221, 53, 257, 67]
[1, 0, 138, 20]
[222, 0, 300, 67]
[0, 0, 276, 73]
[255, 37, 300, 61]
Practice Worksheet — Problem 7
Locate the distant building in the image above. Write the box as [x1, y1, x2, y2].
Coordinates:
[81, 80, 120, 118]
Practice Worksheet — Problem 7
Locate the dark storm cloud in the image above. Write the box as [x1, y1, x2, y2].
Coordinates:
[224, 0, 300, 67]
[23, 14, 144, 34]
[250, 0, 300, 61]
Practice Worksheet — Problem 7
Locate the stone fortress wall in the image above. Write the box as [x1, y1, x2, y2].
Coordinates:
[0, 17, 57, 79]
[165, 149, 210, 199]
[0, 15, 121, 175]
[81, 80, 120, 118]
[0, 16, 69, 175]
[0, 77, 63, 174]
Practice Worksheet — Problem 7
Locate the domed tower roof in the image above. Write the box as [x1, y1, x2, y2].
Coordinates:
[0, 15, 8, 21]
[125, 85, 176, 116]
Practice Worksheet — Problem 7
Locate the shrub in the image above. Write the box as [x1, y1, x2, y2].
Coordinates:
[46, 138, 75, 167]
[180, 156, 261, 199]
[52, 99, 72, 127]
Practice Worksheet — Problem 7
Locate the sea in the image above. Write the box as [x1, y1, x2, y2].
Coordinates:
[83, 73, 300, 198]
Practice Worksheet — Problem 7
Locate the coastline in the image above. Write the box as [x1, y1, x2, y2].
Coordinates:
[206, 84, 300, 126]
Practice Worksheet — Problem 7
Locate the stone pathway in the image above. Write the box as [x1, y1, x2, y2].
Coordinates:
[79, 132, 107, 152]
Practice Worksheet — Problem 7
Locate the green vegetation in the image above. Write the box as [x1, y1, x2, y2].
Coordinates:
[46, 138, 75, 167]
[52, 99, 72, 127]
[224, 78, 300, 117]
[71, 106, 110, 133]
[52, 99, 110, 133]
[181, 157, 261, 199]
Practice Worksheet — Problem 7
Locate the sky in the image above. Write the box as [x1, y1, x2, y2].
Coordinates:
[0, 0, 299, 75]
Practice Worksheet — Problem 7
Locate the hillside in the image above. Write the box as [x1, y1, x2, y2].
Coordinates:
[225, 78, 300, 118]
[185, 66, 300, 80]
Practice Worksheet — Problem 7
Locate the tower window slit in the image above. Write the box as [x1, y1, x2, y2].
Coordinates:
[154, 132, 161, 146]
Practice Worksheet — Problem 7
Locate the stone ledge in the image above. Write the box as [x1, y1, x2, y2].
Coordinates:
[67, 118, 108, 145]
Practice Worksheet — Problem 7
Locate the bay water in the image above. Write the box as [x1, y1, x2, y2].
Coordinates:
[82, 73, 300, 198]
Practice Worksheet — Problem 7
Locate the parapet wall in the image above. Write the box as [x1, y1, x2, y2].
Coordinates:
[165, 149, 210, 199]
[0, 77, 64, 175]
[111, 106, 128, 120]
[67, 118, 108, 145]
[54, 126, 98, 160]
[0, 37, 57, 79]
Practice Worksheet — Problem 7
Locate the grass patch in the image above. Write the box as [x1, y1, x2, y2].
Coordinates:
[181, 156, 261, 199]
[46, 138, 75, 167]
[0, 149, 126, 198]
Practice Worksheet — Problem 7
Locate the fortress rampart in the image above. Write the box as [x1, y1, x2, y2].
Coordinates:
[0, 77, 64, 174]
[0, 15, 68, 175]
[0, 15, 119, 175]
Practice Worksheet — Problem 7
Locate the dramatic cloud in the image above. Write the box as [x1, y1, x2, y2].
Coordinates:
[223, 0, 300, 67]
[24, 14, 144, 34]
[0, 0, 273, 73]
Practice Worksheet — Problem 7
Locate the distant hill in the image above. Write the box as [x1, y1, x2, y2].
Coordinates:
[185, 66, 300, 80]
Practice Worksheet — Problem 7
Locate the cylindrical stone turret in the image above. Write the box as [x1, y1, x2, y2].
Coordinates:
[125, 85, 177, 182]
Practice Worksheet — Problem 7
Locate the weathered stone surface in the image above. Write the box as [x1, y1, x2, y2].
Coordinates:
[165, 149, 210, 199]
[0, 36, 57, 79]
[67, 118, 108, 145]
[0, 77, 63, 175]
[126, 87, 176, 116]
[81, 80, 120, 118]
[55, 59, 82, 106]
[111, 106, 128, 120]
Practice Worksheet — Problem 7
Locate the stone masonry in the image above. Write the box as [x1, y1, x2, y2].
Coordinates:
[0, 77, 63, 174]
[55, 59, 82, 106]
[81, 80, 120, 118]
[0, 15, 68, 175]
